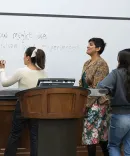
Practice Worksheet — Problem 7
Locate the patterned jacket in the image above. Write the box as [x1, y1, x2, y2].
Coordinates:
[79, 57, 109, 107]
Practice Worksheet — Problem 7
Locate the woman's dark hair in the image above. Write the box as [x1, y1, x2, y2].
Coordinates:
[89, 38, 106, 54]
[25, 47, 46, 70]
[118, 49, 130, 102]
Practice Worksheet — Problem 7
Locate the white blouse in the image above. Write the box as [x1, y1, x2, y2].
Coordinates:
[0, 67, 48, 89]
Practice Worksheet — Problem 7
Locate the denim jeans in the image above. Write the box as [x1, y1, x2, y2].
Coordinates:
[108, 114, 130, 156]
[4, 101, 38, 156]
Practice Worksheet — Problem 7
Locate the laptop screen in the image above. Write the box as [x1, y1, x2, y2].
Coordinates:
[37, 78, 75, 87]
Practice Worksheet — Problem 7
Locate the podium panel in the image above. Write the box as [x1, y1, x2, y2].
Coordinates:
[17, 87, 88, 119]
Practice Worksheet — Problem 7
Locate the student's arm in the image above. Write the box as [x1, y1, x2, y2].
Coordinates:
[0, 69, 22, 87]
[97, 70, 116, 94]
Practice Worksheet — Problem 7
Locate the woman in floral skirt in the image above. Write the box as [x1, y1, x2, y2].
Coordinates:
[79, 38, 110, 156]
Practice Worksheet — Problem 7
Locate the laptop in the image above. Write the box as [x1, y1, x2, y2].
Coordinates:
[37, 78, 75, 87]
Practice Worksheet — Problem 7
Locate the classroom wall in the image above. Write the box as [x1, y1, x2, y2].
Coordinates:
[0, 0, 129, 88]
[0, 0, 130, 17]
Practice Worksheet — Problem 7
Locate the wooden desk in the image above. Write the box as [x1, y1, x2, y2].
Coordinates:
[0, 90, 103, 156]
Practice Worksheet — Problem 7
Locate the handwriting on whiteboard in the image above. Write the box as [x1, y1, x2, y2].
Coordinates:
[0, 31, 47, 40]
[0, 31, 80, 52]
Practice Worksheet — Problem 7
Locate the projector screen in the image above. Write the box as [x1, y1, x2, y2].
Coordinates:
[0, 15, 130, 88]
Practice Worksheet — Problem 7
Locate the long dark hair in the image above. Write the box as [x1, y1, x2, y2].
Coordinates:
[25, 47, 46, 69]
[118, 49, 130, 102]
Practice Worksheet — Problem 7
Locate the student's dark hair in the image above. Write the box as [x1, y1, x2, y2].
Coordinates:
[25, 47, 46, 69]
[118, 48, 130, 102]
[89, 38, 106, 54]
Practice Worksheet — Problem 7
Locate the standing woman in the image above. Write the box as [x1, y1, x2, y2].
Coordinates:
[79, 38, 109, 156]
[98, 49, 130, 156]
[0, 47, 47, 156]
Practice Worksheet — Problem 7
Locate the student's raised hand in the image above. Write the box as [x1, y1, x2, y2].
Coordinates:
[0, 60, 6, 68]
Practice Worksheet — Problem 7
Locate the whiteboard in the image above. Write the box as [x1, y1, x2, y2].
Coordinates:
[0, 0, 129, 17]
[0, 15, 130, 88]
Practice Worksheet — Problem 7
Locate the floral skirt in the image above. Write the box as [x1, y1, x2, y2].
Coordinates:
[82, 103, 110, 145]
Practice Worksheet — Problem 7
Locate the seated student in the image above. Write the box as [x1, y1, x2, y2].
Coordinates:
[0, 47, 47, 156]
[98, 49, 130, 156]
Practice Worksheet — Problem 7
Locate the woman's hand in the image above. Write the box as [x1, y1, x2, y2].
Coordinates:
[0, 60, 6, 68]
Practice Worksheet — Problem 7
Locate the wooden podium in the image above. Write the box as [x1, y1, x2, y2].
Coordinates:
[16, 87, 88, 156]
